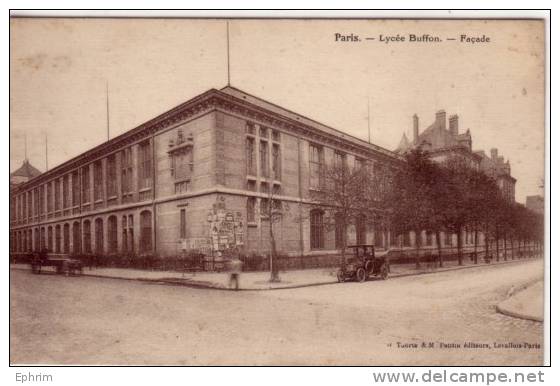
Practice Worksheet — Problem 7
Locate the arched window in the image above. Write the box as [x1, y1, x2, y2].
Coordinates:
[40, 227, 46, 250]
[72, 222, 81, 254]
[128, 215, 134, 253]
[95, 218, 104, 254]
[108, 216, 118, 253]
[55, 225, 61, 253]
[140, 210, 152, 253]
[47, 226, 53, 252]
[63, 223, 70, 253]
[310, 209, 324, 250]
[121, 216, 128, 253]
[34, 228, 40, 251]
[83, 220, 91, 254]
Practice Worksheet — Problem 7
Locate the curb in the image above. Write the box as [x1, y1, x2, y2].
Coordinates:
[11, 256, 541, 292]
[495, 279, 544, 322]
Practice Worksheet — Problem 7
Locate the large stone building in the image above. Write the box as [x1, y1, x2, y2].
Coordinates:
[9, 86, 407, 258]
[10, 87, 517, 259]
[396, 110, 516, 202]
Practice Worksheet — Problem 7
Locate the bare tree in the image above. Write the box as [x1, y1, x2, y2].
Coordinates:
[259, 184, 290, 282]
[309, 161, 367, 268]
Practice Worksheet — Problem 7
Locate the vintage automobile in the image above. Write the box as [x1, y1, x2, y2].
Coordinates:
[336, 244, 390, 283]
[30, 249, 83, 276]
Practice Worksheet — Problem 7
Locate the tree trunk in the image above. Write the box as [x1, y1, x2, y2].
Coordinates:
[503, 233, 507, 261]
[473, 226, 479, 264]
[269, 215, 280, 283]
[414, 229, 421, 269]
[436, 230, 443, 268]
[457, 227, 463, 266]
[495, 232, 500, 262]
[484, 223, 489, 261]
[340, 222, 347, 269]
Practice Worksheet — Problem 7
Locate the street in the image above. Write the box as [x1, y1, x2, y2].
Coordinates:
[10, 259, 543, 365]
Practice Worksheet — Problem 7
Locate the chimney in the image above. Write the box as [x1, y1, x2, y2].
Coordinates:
[435, 110, 446, 130]
[491, 148, 498, 160]
[449, 114, 459, 136]
[413, 114, 419, 142]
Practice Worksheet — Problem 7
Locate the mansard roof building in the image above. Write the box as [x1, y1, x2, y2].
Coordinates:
[395, 109, 516, 203]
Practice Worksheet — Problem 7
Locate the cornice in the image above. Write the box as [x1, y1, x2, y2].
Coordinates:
[13, 87, 404, 193]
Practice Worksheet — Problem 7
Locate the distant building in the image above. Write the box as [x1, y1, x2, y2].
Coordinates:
[396, 110, 516, 203]
[10, 159, 41, 187]
[526, 195, 544, 214]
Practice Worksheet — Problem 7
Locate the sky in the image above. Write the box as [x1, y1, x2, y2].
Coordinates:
[10, 18, 545, 202]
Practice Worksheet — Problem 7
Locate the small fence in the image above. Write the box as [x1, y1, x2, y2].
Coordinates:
[10, 244, 542, 273]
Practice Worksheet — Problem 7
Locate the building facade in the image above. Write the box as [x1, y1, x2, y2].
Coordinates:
[10, 87, 513, 258]
[396, 109, 516, 203]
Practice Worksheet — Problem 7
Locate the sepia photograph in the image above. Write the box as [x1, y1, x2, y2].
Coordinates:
[9, 14, 547, 366]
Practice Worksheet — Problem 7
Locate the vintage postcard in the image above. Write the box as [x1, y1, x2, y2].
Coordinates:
[9, 16, 546, 366]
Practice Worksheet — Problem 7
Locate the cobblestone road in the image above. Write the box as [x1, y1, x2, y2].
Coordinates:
[10, 259, 544, 365]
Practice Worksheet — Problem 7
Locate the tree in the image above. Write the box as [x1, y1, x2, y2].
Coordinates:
[259, 185, 290, 282]
[309, 160, 368, 268]
[386, 149, 440, 269]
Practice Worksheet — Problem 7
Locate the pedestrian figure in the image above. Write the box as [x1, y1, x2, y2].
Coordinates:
[228, 256, 243, 290]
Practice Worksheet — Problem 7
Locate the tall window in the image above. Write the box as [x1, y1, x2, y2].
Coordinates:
[247, 197, 256, 223]
[180, 209, 187, 239]
[335, 214, 345, 249]
[94, 161, 103, 201]
[83, 220, 91, 253]
[63, 223, 70, 253]
[426, 231, 433, 246]
[121, 216, 128, 253]
[403, 231, 411, 247]
[82, 165, 91, 203]
[356, 216, 366, 245]
[355, 157, 366, 170]
[108, 216, 118, 253]
[445, 232, 452, 246]
[72, 222, 81, 253]
[33, 188, 39, 216]
[39, 185, 45, 215]
[140, 211, 152, 253]
[138, 140, 152, 189]
[374, 228, 384, 248]
[72, 171, 80, 206]
[121, 147, 133, 196]
[272, 143, 281, 180]
[55, 225, 61, 253]
[246, 137, 256, 175]
[128, 215, 134, 253]
[47, 182, 53, 213]
[309, 144, 324, 189]
[106, 154, 117, 197]
[95, 219, 104, 254]
[310, 210, 324, 249]
[334, 151, 346, 169]
[260, 140, 269, 178]
[54, 179, 61, 211]
[62, 175, 70, 208]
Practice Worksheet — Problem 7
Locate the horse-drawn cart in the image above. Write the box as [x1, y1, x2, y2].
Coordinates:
[30, 250, 83, 276]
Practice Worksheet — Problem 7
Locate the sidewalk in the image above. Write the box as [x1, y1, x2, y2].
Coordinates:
[10, 256, 540, 290]
[496, 280, 544, 322]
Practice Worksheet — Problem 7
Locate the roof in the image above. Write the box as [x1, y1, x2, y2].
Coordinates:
[10, 159, 41, 178]
[220, 86, 398, 159]
[395, 133, 410, 153]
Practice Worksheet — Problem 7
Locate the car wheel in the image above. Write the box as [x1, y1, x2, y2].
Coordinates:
[356, 267, 366, 282]
[336, 271, 345, 283]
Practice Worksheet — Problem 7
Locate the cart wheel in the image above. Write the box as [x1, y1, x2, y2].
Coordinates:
[336, 271, 345, 283]
[356, 267, 366, 282]
[380, 265, 389, 280]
